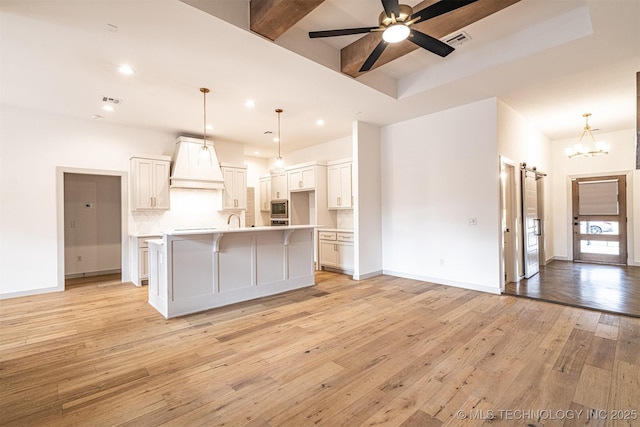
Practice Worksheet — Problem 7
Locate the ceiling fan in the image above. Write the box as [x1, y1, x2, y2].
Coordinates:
[309, 0, 478, 72]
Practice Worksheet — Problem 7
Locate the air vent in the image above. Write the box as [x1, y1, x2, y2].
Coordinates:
[442, 31, 471, 47]
[102, 96, 122, 105]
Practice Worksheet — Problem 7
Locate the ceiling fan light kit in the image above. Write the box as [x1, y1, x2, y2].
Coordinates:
[309, 0, 478, 72]
[565, 113, 609, 158]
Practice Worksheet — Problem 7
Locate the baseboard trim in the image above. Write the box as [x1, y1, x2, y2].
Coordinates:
[382, 270, 501, 295]
[0, 285, 63, 300]
[65, 269, 121, 279]
[352, 270, 383, 280]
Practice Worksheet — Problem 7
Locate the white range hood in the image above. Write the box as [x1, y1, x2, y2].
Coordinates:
[170, 136, 225, 189]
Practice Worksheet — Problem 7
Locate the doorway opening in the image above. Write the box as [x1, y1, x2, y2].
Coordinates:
[571, 175, 627, 265]
[57, 167, 129, 290]
[500, 158, 518, 290]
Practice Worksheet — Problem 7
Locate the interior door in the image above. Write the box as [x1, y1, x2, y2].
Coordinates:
[522, 169, 540, 278]
[572, 175, 627, 265]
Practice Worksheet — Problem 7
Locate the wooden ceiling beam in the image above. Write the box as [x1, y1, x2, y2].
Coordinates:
[340, 0, 521, 78]
[250, 0, 325, 41]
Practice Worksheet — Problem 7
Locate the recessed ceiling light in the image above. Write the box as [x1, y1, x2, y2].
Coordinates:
[102, 104, 114, 112]
[118, 64, 135, 75]
[273, 137, 279, 143]
[245, 99, 256, 108]
[316, 119, 325, 126]
[92, 114, 104, 120]
[254, 151, 260, 155]
[206, 124, 213, 130]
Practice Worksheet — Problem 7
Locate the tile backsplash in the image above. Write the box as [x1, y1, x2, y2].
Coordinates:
[129, 189, 243, 235]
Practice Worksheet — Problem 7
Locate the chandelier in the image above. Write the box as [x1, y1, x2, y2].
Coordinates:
[565, 113, 609, 158]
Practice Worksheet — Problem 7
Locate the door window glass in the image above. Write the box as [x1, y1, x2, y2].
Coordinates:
[580, 240, 619, 255]
[579, 221, 619, 235]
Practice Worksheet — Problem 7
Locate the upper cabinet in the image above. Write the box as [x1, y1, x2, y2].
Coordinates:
[288, 165, 316, 192]
[221, 164, 247, 210]
[131, 155, 171, 211]
[271, 171, 288, 200]
[259, 175, 271, 212]
[328, 159, 353, 209]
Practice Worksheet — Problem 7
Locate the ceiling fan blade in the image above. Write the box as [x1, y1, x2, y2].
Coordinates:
[359, 40, 388, 72]
[408, 29, 455, 57]
[309, 27, 378, 38]
[381, 0, 400, 18]
[411, 0, 478, 25]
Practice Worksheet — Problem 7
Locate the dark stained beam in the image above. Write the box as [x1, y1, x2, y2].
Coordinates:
[341, 0, 522, 77]
[251, 0, 325, 41]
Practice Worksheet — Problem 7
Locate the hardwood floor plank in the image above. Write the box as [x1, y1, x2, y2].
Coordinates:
[1, 272, 638, 426]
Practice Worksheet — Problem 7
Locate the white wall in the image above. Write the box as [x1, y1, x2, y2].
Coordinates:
[551, 128, 638, 265]
[0, 106, 245, 297]
[380, 98, 502, 293]
[496, 100, 553, 274]
[353, 121, 382, 279]
[269, 136, 352, 169]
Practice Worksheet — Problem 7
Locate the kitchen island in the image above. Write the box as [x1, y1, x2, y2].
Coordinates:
[147, 225, 317, 318]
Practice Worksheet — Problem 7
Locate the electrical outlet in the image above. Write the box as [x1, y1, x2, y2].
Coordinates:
[440, 258, 445, 266]
[468, 217, 477, 226]
[77, 256, 82, 262]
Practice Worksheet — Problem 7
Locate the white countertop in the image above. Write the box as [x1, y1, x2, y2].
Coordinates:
[317, 228, 354, 233]
[166, 225, 321, 236]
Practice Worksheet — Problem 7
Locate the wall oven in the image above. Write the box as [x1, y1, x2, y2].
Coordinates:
[270, 199, 288, 219]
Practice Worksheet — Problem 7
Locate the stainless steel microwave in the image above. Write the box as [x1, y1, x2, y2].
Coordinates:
[270, 199, 288, 218]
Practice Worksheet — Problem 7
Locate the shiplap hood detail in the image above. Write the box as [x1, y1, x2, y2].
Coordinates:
[170, 136, 225, 189]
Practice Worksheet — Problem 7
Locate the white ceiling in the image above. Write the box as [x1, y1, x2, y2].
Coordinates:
[1, 0, 638, 158]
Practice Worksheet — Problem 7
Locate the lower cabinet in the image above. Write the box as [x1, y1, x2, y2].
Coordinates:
[130, 235, 161, 286]
[318, 230, 353, 273]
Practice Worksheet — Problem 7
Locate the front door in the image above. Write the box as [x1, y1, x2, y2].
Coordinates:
[522, 169, 540, 278]
[572, 175, 627, 265]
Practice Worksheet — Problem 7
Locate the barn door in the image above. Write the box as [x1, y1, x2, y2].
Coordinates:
[521, 169, 541, 278]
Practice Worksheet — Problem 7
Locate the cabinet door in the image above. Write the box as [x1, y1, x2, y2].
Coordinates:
[339, 163, 352, 208]
[234, 169, 247, 209]
[328, 163, 352, 209]
[259, 179, 271, 212]
[289, 167, 315, 191]
[133, 158, 154, 209]
[139, 247, 150, 280]
[271, 173, 287, 199]
[222, 168, 236, 209]
[153, 160, 171, 209]
[327, 165, 342, 209]
[319, 241, 338, 268]
[222, 168, 247, 210]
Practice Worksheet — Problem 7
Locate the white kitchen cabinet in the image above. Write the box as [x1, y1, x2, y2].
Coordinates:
[318, 230, 353, 273]
[288, 165, 315, 192]
[271, 171, 288, 200]
[221, 164, 247, 210]
[130, 155, 171, 211]
[327, 160, 353, 209]
[129, 234, 161, 286]
[259, 175, 271, 212]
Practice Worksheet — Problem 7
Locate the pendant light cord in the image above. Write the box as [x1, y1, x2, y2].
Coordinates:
[200, 88, 210, 149]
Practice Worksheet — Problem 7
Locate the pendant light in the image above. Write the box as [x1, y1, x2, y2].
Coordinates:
[275, 108, 284, 169]
[565, 113, 609, 158]
[199, 87, 213, 165]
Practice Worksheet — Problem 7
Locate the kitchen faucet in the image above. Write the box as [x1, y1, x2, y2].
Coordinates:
[227, 213, 241, 229]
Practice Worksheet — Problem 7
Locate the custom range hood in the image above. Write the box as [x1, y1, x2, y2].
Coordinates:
[170, 136, 225, 189]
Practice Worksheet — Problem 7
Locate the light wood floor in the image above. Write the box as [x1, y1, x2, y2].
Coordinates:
[2, 271, 639, 426]
[505, 261, 640, 318]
